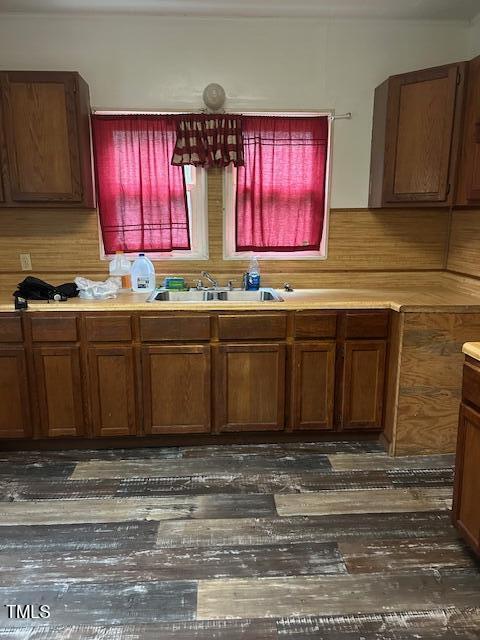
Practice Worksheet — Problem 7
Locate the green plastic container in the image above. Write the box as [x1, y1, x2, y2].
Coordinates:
[163, 276, 186, 290]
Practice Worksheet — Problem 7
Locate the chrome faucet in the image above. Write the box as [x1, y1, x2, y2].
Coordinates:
[200, 271, 219, 288]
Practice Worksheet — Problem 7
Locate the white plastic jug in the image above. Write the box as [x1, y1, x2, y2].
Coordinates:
[109, 251, 132, 290]
[131, 253, 156, 293]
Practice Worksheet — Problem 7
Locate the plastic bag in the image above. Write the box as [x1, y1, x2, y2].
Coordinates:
[74, 276, 121, 300]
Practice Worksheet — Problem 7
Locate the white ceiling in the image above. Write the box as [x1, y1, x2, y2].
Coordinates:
[0, 0, 479, 20]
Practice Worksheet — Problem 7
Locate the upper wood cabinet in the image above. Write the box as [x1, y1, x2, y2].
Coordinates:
[369, 63, 465, 208]
[0, 71, 94, 208]
[456, 55, 480, 205]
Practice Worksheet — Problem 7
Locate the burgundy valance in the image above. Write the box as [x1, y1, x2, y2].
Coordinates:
[171, 114, 244, 168]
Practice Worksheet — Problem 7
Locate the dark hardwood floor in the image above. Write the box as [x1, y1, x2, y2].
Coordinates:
[0, 441, 479, 638]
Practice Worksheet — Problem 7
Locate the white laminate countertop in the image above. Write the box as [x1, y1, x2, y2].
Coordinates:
[3, 283, 480, 313]
[463, 342, 480, 362]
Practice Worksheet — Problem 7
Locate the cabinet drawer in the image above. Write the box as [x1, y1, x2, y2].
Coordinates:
[0, 316, 23, 342]
[218, 314, 287, 341]
[294, 312, 337, 339]
[85, 315, 132, 342]
[345, 312, 389, 339]
[140, 315, 210, 342]
[463, 363, 480, 410]
[31, 315, 78, 342]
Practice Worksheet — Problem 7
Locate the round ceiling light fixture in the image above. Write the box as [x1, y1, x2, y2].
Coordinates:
[202, 83, 226, 111]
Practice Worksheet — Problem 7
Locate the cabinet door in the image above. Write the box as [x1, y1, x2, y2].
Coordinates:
[456, 56, 480, 204]
[215, 343, 286, 432]
[453, 403, 480, 555]
[88, 346, 137, 437]
[33, 346, 85, 438]
[384, 64, 462, 204]
[0, 71, 83, 204]
[0, 94, 5, 203]
[291, 341, 335, 431]
[0, 347, 31, 439]
[142, 345, 211, 434]
[342, 340, 386, 430]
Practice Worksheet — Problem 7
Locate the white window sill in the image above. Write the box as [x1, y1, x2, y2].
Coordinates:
[102, 250, 209, 262]
[223, 250, 328, 261]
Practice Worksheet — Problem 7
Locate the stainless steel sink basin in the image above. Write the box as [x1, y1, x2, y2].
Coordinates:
[148, 290, 212, 302]
[216, 289, 283, 302]
[147, 288, 283, 302]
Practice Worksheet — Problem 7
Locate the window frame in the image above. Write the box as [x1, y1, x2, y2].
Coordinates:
[223, 110, 333, 261]
[95, 110, 209, 262]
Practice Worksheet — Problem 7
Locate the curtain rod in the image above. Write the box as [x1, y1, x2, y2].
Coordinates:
[329, 112, 352, 120]
[93, 110, 353, 120]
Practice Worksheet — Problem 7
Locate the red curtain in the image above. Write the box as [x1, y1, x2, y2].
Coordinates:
[235, 116, 329, 252]
[171, 114, 244, 168]
[92, 115, 190, 254]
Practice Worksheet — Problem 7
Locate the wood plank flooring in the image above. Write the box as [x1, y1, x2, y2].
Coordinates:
[0, 441, 478, 638]
[274, 487, 453, 516]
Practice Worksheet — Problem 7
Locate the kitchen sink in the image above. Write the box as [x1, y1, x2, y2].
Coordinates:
[148, 290, 212, 302]
[147, 288, 283, 302]
[216, 289, 283, 301]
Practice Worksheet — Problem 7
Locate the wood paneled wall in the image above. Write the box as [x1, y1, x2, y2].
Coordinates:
[0, 170, 450, 293]
[447, 210, 480, 278]
[390, 311, 480, 456]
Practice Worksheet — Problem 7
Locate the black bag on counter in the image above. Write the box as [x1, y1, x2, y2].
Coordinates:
[14, 276, 79, 301]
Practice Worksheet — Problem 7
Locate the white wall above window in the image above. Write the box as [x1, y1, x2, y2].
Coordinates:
[0, 14, 467, 208]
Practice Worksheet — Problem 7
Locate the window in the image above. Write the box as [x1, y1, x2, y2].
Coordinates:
[92, 114, 208, 260]
[224, 113, 331, 260]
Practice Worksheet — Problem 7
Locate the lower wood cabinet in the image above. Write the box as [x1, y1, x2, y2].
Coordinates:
[453, 358, 480, 557]
[453, 404, 480, 555]
[0, 347, 31, 438]
[87, 346, 137, 437]
[0, 309, 390, 442]
[215, 343, 286, 432]
[142, 344, 211, 434]
[341, 340, 387, 430]
[33, 345, 85, 438]
[291, 341, 336, 430]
